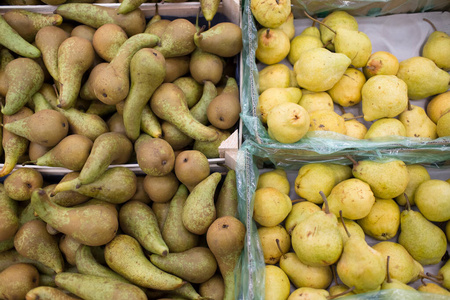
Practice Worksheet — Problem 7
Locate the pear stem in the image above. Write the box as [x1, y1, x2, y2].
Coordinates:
[196, 25, 206, 36]
[407, 100, 412, 111]
[276, 239, 287, 260]
[425, 272, 444, 282]
[339, 210, 351, 238]
[266, 28, 270, 38]
[304, 11, 336, 34]
[423, 18, 437, 31]
[346, 155, 358, 166]
[319, 191, 330, 214]
[291, 198, 306, 204]
[386, 256, 392, 283]
[338, 105, 346, 114]
[327, 286, 356, 299]
[155, 2, 159, 16]
[404, 193, 411, 211]
[331, 264, 338, 285]
[21, 160, 37, 166]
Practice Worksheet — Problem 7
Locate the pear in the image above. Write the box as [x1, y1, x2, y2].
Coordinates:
[79, 63, 109, 101]
[216, 169, 238, 218]
[104, 234, 185, 290]
[55, 272, 147, 300]
[363, 51, 399, 78]
[267, 102, 310, 143]
[396, 56, 450, 100]
[258, 87, 302, 123]
[298, 90, 334, 113]
[59, 234, 82, 266]
[398, 195, 447, 265]
[250, 0, 291, 29]
[162, 184, 199, 253]
[253, 187, 292, 227]
[199, 274, 225, 300]
[160, 121, 194, 150]
[0, 48, 14, 97]
[258, 63, 291, 93]
[182, 172, 221, 235]
[164, 56, 191, 83]
[334, 28, 372, 68]
[399, 103, 437, 139]
[447, 221, 450, 242]
[257, 169, 290, 195]
[256, 28, 290, 65]
[116, 0, 146, 14]
[351, 159, 409, 199]
[328, 284, 356, 298]
[14, 220, 64, 273]
[395, 164, 430, 206]
[0, 183, 19, 242]
[326, 178, 375, 220]
[194, 22, 243, 58]
[43, 173, 89, 207]
[26, 286, 79, 300]
[427, 91, 450, 123]
[291, 193, 343, 267]
[422, 18, 450, 71]
[143, 172, 179, 203]
[56, 107, 109, 142]
[193, 126, 231, 158]
[336, 213, 386, 294]
[381, 256, 418, 292]
[123, 48, 166, 141]
[357, 198, 400, 240]
[2, 57, 44, 116]
[189, 47, 223, 85]
[0, 15, 41, 58]
[55, 3, 146, 36]
[106, 112, 126, 136]
[328, 68, 366, 107]
[414, 179, 450, 222]
[173, 76, 202, 108]
[3, 168, 43, 201]
[31, 189, 119, 246]
[372, 241, 424, 284]
[0, 263, 40, 300]
[423, 259, 450, 290]
[119, 200, 169, 256]
[437, 112, 450, 137]
[154, 18, 197, 58]
[279, 252, 332, 289]
[278, 12, 295, 40]
[308, 110, 346, 135]
[206, 76, 240, 130]
[364, 118, 406, 140]
[264, 265, 291, 300]
[342, 112, 368, 139]
[0, 250, 55, 276]
[294, 47, 351, 92]
[206, 216, 246, 300]
[190, 80, 218, 125]
[140, 105, 163, 138]
[288, 287, 329, 300]
[174, 150, 210, 192]
[337, 218, 365, 244]
[200, 0, 220, 26]
[92, 23, 128, 62]
[318, 10, 358, 51]
[417, 282, 450, 296]
[284, 201, 321, 234]
[135, 133, 175, 177]
[361, 75, 408, 121]
[258, 225, 290, 265]
[288, 25, 323, 65]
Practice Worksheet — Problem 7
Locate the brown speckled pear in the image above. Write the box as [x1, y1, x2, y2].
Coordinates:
[0, 183, 19, 242]
[154, 18, 197, 58]
[0, 263, 39, 300]
[135, 133, 175, 177]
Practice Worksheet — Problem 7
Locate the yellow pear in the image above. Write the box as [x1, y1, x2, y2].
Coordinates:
[417, 282, 450, 296]
[258, 64, 291, 93]
[422, 19, 450, 71]
[327, 68, 366, 107]
[395, 164, 430, 206]
[342, 113, 367, 139]
[398, 103, 437, 139]
[253, 187, 292, 227]
[257, 169, 290, 195]
[426, 91, 450, 123]
[319, 10, 358, 51]
[284, 201, 321, 234]
[363, 51, 399, 78]
[251, 0, 291, 29]
[364, 118, 406, 140]
[258, 87, 302, 123]
[288, 26, 323, 65]
[264, 265, 291, 300]
[361, 75, 408, 121]
[309, 110, 347, 135]
[337, 218, 365, 244]
[329, 284, 356, 297]
[334, 28, 372, 68]
[277, 12, 295, 40]
[288, 287, 329, 300]
[298, 90, 334, 113]
[414, 179, 450, 222]
[255, 28, 290, 65]
[446, 221, 450, 242]
[357, 198, 400, 240]
[258, 225, 290, 264]
[437, 111, 450, 137]
[267, 102, 310, 143]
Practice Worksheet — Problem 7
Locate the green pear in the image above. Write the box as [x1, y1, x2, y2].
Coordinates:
[104, 234, 185, 290]
[288, 25, 323, 65]
[154, 18, 197, 58]
[31, 189, 119, 246]
[279, 252, 332, 289]
[399, 103, 437, 139]
[2, 58, 44, 116]
[363, 51, 399, 78]
[415, 179, 450, 222]
[182, 172, 221, 235]
[291, 193, 343, 267]
[422, 18, 450, 71]
[267, 102, 310, 143]
[194, 22, 242, 58]
[206, 216, 245, 300]
[372, 241, 424, 284]
[193, 126, 231, 158]
[160, 121, 194, 150]
[357, 198, 400, 240]
[116, 0, 146, 14]
[143, 172, 179, 203]
[4, 168, 43, 201]
[173, 76, 202, 108]
[60, 108, 110, 142]
[0, 15, 41, 58]
[334, 28, 372, 68]
[14, 220, 64, 273]
[352, 159, 409, 199]
[250, 0, 291, 29]
[361, 75, 408, 121]
[0, 250, 55, 276]
[119, 200, 169, 256]
[26, 286, 79, 300]
[381, 256, 418, 292]
[0, 183, 19, 242]
[258, 87, 302, 124]
[294, 47, 351, 92]
[140, 104, 163, 138]
[216, 170, 238, 218]
[258, 225, 290, 265]
[364, 118, 406, 140]
[318, 10, 358, 51]
[93, 33, 160, 106]
[55, 3, 146, 37]
[395, 164, 430, 206]
[0, 48, 14, 97]
[284, 201, 321, 234]
[0, 263, 40, 300]
[55, 272, 147, 300]
[162, 184, 199, 253]
[253, 187, 292, 227]
[265, 265, 291, 300]
[437, 111, 450, 137]
[398, 196, 447, 265]
[258, 63, 291, 94]
[256, 28, 290, 65]
[396, 56, 450, 100]
[200, 0, 220, 25]
[190, 80, 218, 125]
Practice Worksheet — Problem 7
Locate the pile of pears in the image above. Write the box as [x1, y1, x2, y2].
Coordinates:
[0, 3, 243, 178]
[253, 159, 450, 299]
[251, 5, 450, 144]
[0, 148, 246, 300]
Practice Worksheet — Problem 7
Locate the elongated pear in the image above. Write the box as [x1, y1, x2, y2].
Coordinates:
[117, 0, 146, 14]
[194, 22, 242, 57]
[150, 83, 219, 142]
[119, 200, 169, 256]
[2, 58, 44, 116]
[123, 47, 165, 141]
[190, 80, 217, 125]
[140, 104, 162, 138]
[162, 184, 199, 253]
[55, 3, 146, 37]
[55, 272, 147, 300]
[14, 220, 64, 273]
[26, 286, 79, 300]
[216, 170, 238, 218]
[0, 15, 41, 58]
[206, 216, 245, 300]
[104, 234, 186, 290]
[182, 172, 221, 235]
[4, 109, 69, 147]
[60, 108, 110, 142]
[31, 189, 119, 246]
[0, 48, 14, 97]
[93, 33, 160, 106]
[154, 18, 197, 58]
[200, 0, 220, 25]
[0, 183, 18, 242]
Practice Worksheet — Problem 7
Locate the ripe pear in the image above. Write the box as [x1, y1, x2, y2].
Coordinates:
[364, 118, 406, 140]
[298, 91, 333, 115]
[308, 110, 346, 135]
[143, 172, 179, 203]
[92, 23, 128, 62]
[59, 234, 81, 266]
[164, 56, 190, 83]
[334, 28, 372, 68]
[396, 56, 450, 100]
[153, 18, 197, 58]
[216, 169, 238, 219]
[257, 169, 290, 195]
[361, 75, 408, 121]
[426, 91, 450, 123]
[0, 15, 41, 58]
[288, 287, 329, 300]
[284, 201, 321, 234]
[258, 64, 291, 93]
[414, 179, 450, 222]
[399, 103, 437, 139]
[26, 286, 79, 300]
[328, 68, 366, 107]
[357, 198, 400, 240]
[417, 282, 450, 296]
[200, 0, 220, 26]
[352, 159, 409, 199]
[256, 28, 290, 65]
[135, 134, 175, 177]
[264, 265, 290, 300]
[381, 256, 418, 292]
[250, 0, 291, 29]
[4, 168, 43, 201]
[363, 51, 399, 78]
[194, 22, 243, 58]
[267, 102, 310, 143]
[258, 87, 302, 123]
[278, 12, 295, 40]
[294, 47, 351, 92]
[174, 150, 210, 192]
[319, 10, 358, 51]
[288, 26, 323, 65]
[422, 18, 450, 71]
[258, 225, 290, 264]
[0, 183, 19, 242]
[253, 187, 292, 227]
[0, 263, 40, 300]
[199, 274, 225, 300]
[337, 218, 365, 244]
[395, 165, 431, 206]
[437, 112, 450, 137]
[342, 112, 368, 139]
